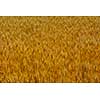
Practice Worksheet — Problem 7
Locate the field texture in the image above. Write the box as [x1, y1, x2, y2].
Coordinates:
[0, 17, 100, 82]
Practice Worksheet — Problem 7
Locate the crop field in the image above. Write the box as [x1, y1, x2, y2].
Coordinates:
[0, 16, 100, 82]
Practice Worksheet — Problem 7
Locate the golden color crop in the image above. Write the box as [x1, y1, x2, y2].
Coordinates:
[0, 16, 100, 82]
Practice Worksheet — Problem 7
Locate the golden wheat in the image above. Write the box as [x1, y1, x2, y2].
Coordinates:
[0, 16, 100, 82]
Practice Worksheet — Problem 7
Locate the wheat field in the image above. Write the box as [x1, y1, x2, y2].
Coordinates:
[0, 16, 100, 82]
